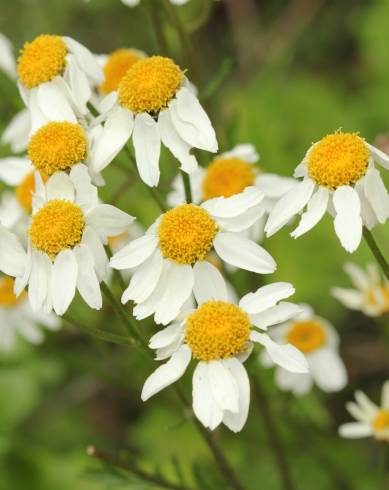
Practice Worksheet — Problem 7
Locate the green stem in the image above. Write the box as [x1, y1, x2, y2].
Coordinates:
[180, 170, 193, 204]
[363, 228, 389, 281]
[378, 442, 388, 489]
[144, 2, 169, 55]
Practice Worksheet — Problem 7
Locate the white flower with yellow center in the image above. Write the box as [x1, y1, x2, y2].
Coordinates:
[168, 144, 296, 241]
[263, 305, 347, 394]
[141, 282, 308, 432]
[332, 262, 389, 317]
[339, 382, 389, 441]
[0, 164, 134, 315]
[265, 131, 389, 252]
[17, 34, 103, 127]
[91, 55, 217, 187]
[110, 187, 276, 325]
[0, 274, 59, 350]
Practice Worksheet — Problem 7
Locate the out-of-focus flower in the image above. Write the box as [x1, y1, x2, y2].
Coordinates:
[265, 131, 389, 252]
[110, 186, 277, 325]
[121, 0, 190, 6]
[91, 55, 217, 187]
[339, 381, 389, 440]
[263, 305, 347, 394]
[168, 144, 296, 241]
[0, 165, 134, 315]
[332, 262, 389, 317]
[0, 274, 59, 350]
[1, 109, 31, 154]
[0, 32, 16, 79]
[142, 282, 308, 432]
[17, 34, 103, 127]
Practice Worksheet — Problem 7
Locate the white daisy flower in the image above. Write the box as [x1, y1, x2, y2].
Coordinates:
[91, 55, 217, 187]
[167, 144, 296, 241]
[0, 274, 59, 351]
[17, 34, 103, 128]
[265, 131, 389, 252]
[1, 108, 31, 154]
[339, 381, 389, 441]
[332, 262, 389, 317]
[0, 164, 134, 315]
[110, 186, 277, 325]
[141, 281, 308, 432]
[0, 32, 16, 79]
[263, 305, 348, 395]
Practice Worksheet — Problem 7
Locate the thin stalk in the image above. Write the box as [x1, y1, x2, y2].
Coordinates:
[180, 170, 193, 204]
[145, 2, 169, 55]
[252, 377, 295, 490]
[87, 446, 194, 490]
[363, 228, 389, 281]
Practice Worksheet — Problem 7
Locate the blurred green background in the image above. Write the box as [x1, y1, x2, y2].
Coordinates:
[0, 0, 389, 488]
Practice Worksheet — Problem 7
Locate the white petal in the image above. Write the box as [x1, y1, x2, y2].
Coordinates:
[28, 250, 51, 312]
[0, 32, 16, 78]
[51, 249, 78, 315]
[141, 345, 191, 401]
[81, 226, 108, 282]
[216, 205, 264, 233]
[86, 204, 134, 242]
[70, 163, 98, 210]
[90, 107, 133, 172]
[0, 225, 26, 277]
[66, 54, 91, 115]
[202, 186, 263, 218]
[158, 109, 197, 173]
[221, 144, 258, 163]
[355, 179, 379, 230]
[251, 332, 309, 373]
[255, 174, 296, 199]
[363, 168, 389, 224]
[1, 109, 31, 153]
[222, 358, 250, 432]
[265, 179, 316, 237]
[239, 282, 295, 315]
[331, 287, 364, 310]
[46, 172, 75, 202]
[36, 79, 77, 122]
[214, 232, 276, 274]
[0, 157, 31, 185]
[192, 362, 223, 430]
[149, 322, 184, 349]
[333, 186, 362, 253]
[291, 186, 329, 238]
[133, 113, 161, 187]
[368, 143, 389, 170]
[309, 348, 348, 392]
[250, 302, 303, 330]
[338, 422, 372, 439]
[208, 360, 239, 413]
[64, 36, 103, 83]
[74, 245, 102, 310]
[344, 262, 370, 290]
[293, 162, 308, 178]
[110, 235, 157, 270]
[354, 390, 378, 417]
[346, 401, 370, 422]
[193, 261, 228, 304]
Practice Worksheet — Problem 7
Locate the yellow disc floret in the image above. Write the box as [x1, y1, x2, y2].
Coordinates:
[366, 284, 389, 314]
[28, 122, 87, 176]
[158, 204, 217, 265]
[307, 131, 369, 189]
[29, 200, 85, 257]
[287, 320, 327, 353]
[202, 157, 256, 199]
[373, 410, 389, 440]
[185, 301, 251, 361]
[118, 56, 183, 114]
[100, 48, 144, 95]
[0, 277, 27, 308]
[17, 34, 67, 88]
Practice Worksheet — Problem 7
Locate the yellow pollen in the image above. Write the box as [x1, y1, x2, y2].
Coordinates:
[118, 56, 183, 114]
[373, 410, 389, 433]
[366, 285, 389, 313]
[28, 122, 87, 176]
[16, 171, 47, 213]
[29, 200, 85, 257]
[185, 301, 251, 361]
[17, 34, 67, 88]
[0, 277, 27, 308]
[202, 157, 256, 199]
[307, 132, 369, 189]
[100, 49, 144, 95]
[287, 320, 327, 353]
[158, 204, 218, 265]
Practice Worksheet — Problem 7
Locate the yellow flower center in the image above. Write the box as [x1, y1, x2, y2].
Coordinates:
[0, 277, 27, 308]
[118, 56, 183, 114]
[28, 122, 87, 176]
[16, 171, 46, 213]
[100, 49, 144, 95]
[202, 157, 256, 200]
[29, 200, 85, 258]
[158, 204, 218, 265]
[287, 320, 327, 353]
[17, 34, 67, 89]
[366, 285, 389, 313]
[307, 132, 369, 189]
[373, 410, 389, 434]
[185, 301, 251, 361]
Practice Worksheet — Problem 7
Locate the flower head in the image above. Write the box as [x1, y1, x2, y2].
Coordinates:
[100, 48, 145, 95]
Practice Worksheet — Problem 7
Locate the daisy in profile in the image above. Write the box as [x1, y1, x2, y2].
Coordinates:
[91, 55, 217, 186]
[339, 381, 389, 440]
[141, 281, 308, 432]
[0, 274, 59, 351]
[263, 305, 347, 394]
[168, 144, 295, 241]
[265, 131, 389, 252]
[17, 34, 102, 126]
[0, 164, 134, 315]
[110, 186, 276, 325]
[332, 262, 389, 317]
